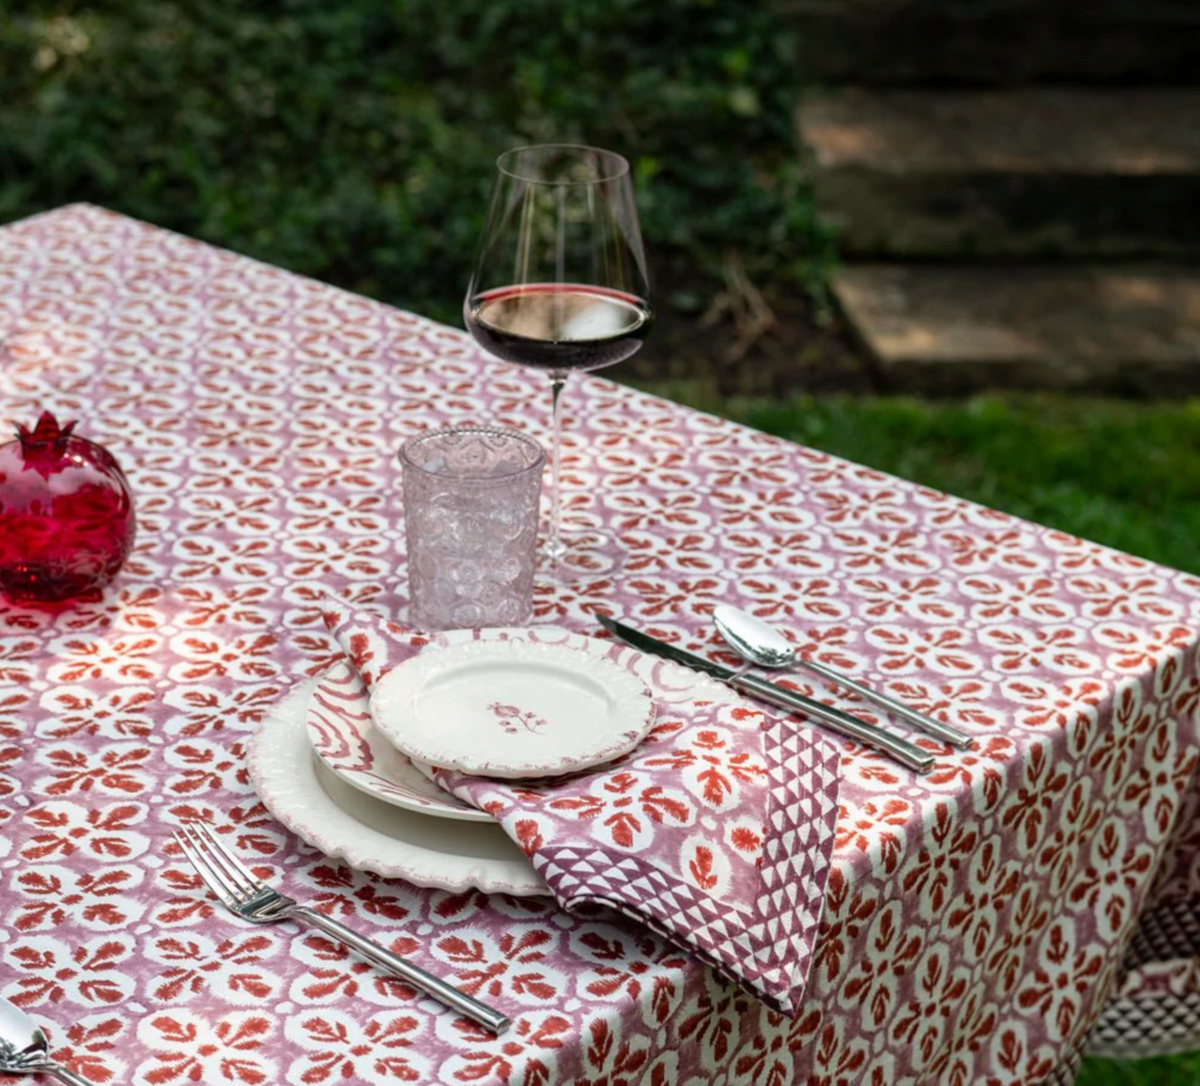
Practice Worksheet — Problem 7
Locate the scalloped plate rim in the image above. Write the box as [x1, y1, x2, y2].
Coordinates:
[370, 637, 657, 779]
[248, 680, 551, 896]
[305, 660, 493, 823]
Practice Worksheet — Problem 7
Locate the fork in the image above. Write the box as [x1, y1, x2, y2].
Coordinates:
[173, 820, 510, 1035]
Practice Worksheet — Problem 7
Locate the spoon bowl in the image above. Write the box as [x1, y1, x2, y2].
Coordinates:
[712, 604, 973, 750]
[0, 999, 95, 1085]
[713, 606, 798, 670]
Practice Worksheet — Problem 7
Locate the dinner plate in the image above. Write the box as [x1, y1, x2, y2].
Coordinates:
[305, 660, 491, 823]
[248, 680, 550, 896]
[370, 638, 656, 779]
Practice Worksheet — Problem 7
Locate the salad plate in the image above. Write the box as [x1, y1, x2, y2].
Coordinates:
[370, 637, 655, 779]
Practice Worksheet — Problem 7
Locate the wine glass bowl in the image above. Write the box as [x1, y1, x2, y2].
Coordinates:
[467, 284, 651, 373]
[464, 144, 651, 565]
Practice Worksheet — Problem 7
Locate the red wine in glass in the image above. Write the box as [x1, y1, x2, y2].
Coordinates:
[464, 144, 652, 567]
[466, 284, 653, 374]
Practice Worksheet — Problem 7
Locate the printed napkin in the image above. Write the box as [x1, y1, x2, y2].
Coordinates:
[320, 603, 843, 1016]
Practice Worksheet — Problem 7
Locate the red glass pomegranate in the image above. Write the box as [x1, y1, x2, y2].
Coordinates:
[0, 411, 137, 602]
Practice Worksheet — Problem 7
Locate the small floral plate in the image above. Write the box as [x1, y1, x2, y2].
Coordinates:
[306, 659, 491, 823]
[370, 638, 656, 779]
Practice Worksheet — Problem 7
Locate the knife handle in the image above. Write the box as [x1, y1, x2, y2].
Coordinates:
[730, 673, 935, 773]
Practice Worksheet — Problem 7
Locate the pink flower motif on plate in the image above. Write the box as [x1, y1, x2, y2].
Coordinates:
[489, 703, 549, 735]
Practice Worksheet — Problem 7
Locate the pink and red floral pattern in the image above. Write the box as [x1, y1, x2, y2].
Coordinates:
[0, 204, 1196, 1084]
[321, 605, 841, 1016]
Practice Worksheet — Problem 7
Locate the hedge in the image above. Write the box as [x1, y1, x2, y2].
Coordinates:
[0, 1, 829, 325]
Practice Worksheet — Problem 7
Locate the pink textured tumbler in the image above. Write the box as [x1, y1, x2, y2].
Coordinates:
[401, 427, 545, 630]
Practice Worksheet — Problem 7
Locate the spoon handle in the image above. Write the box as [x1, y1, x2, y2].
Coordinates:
[44, 1064, 98, 1086]
[730, 673, 935, 773]
[795, 659, 974, 750]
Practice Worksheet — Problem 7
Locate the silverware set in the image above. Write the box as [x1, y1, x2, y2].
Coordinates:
[600, 607, 974, 774]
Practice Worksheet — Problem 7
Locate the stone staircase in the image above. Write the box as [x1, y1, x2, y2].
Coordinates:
[790, 0, 1200, 392]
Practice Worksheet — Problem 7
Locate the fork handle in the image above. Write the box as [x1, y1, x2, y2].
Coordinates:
[288, 906, 510, 1035]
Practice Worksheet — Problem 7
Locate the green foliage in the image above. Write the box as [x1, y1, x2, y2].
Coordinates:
[0, 0, 826, 324]
[1079, 1052, 1200, 1086]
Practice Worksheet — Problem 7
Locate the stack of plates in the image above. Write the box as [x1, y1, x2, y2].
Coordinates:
[248, 626, 730, 895]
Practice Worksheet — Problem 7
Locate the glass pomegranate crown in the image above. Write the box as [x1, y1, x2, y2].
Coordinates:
[0, 411, 137, 602]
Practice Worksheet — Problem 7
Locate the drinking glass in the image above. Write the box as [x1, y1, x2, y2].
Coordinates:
[464, 144, 652, 566]
[401, 427, 545, 630]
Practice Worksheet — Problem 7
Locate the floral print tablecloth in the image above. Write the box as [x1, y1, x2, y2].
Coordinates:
[0, 204, 1196, 1085]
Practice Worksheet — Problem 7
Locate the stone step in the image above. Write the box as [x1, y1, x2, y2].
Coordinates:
[799, 89, 1200, 259]
[833, 264, 1200, 394]
[780, 0, 1200, 85]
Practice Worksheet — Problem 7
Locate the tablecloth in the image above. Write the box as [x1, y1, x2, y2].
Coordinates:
[0, 204, 1196, 1085]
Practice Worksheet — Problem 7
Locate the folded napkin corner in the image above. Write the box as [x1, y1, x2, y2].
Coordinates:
[321, 603, 430, 688]
[321, 603, 843, 1018]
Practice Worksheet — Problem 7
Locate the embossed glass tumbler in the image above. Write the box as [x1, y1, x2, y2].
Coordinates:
[401, 428, 545, 631]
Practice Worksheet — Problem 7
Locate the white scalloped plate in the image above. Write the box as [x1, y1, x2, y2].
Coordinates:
[305, 660, 492, 823]
[248, 680, 550, 896]
[370, 638, 656, 779]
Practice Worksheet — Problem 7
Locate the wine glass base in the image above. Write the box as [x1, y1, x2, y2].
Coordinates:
[539, 524, 625, 581]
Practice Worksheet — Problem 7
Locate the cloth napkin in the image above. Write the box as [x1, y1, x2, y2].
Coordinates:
[320, 603, 842, 1016]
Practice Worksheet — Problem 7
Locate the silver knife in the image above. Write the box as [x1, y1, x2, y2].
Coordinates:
[598, 614, 935, 774]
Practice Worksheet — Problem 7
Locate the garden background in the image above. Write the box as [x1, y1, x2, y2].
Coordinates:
[1, 3, 1197, 1082]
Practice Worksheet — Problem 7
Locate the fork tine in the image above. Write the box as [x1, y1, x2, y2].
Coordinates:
[173, 829, 239, 909]
[180, 822, 255, 900]
[187, 821, 266, 897]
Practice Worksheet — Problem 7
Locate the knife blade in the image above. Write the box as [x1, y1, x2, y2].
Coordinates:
[598, 614, 934, 773]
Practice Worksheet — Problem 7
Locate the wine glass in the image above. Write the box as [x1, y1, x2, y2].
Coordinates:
[464, 144, 652, 567]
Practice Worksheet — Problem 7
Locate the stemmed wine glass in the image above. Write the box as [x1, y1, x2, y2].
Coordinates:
[464, 144, 652, 567]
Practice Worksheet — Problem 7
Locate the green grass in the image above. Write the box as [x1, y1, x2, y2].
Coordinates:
[1078, 1054, 1200, 1086]
[646, 384, 1200, 1084]
[644, 385, 1200, 576]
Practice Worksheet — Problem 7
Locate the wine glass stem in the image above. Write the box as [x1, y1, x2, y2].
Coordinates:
[547, 374, 568, 561]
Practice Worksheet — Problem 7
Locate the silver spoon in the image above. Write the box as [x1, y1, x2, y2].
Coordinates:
[0, 999, 96, 1085]
[713, 605, 973, 750]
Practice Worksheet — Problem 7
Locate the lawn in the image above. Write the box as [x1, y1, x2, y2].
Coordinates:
[649, 383, 1200, 1085]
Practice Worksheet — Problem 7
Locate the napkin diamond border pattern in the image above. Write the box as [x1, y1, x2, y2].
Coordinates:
[530, 714, 841, 1015]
